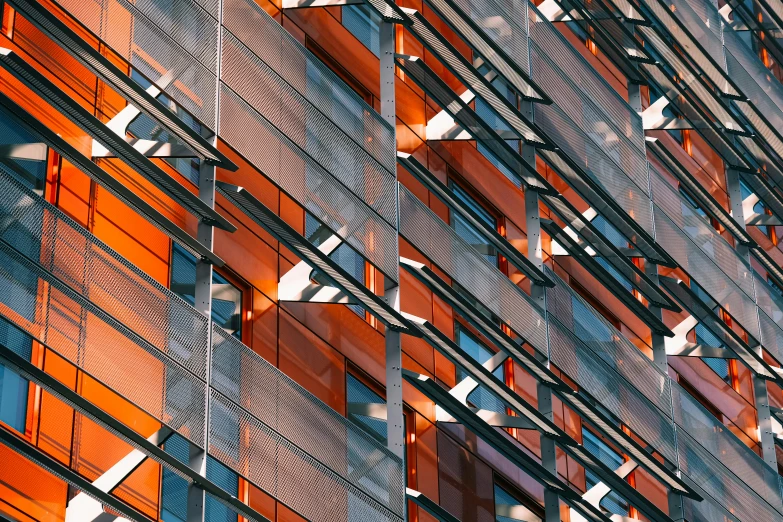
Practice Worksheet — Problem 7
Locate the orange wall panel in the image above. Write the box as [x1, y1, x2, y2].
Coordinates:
[0, 445, 67, 522]
[278, 310, 347, 414]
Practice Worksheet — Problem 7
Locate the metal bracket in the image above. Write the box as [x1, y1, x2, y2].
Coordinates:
[66, 427, 173, 522]
[571, 460, 639, 522]
[278, 233, 357, 303]
[642, 97, 695, 130]
[538, 0, 572, 21]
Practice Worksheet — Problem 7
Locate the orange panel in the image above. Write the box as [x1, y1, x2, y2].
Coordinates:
[247, 482, 277, 521]
[71, 413, 159, 518]
[0, 445, 67, 522]
[252, 289, 279, 365]
[92, 184, 171, 285]
[36, 389, 73, 466]
[278, 310, 347, 414]
[277, 502, 307, 522]
[436, 429, 495, 522]
[11, 15, 97, 106]
[400, 269, 433, 322]
[56, 159, 92, 228]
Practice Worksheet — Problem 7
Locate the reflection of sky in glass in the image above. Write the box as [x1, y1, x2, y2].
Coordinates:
[170, 244, 242, 339]
[583, 428, 629, 516]
[455, 324, 506, 413]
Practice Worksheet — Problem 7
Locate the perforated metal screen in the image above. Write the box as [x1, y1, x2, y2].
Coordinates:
[218, 85, 399, 280]
[222, 0, 395, 173]
[0, 175, 206, 446]
[56, 0, 218, 129]
[398, 184, 548, 354]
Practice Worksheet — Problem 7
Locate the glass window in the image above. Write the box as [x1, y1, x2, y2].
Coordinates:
[589, 215, 634, 291]
[170, 244, 243, 339]
[494, 484, 537, 522]
[128, 69, 202, 186]
[160, 434, 238, 522]
[455, 324, 506, 413]
[305, 213, 366, 317]
[347, 373, 387, 444]
[739, 180, 771, 237]
[343, 5, 380, 57]
[449, 182, 499, 267]
[694, 323, 732, 384]
[582, 428, 630, 516]
[0, 117, 47, 195]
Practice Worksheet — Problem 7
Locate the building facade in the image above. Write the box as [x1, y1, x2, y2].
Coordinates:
[0, 0, 782, 520]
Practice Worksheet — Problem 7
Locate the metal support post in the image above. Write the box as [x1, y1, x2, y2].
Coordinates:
[380, 18, 406, 516]
[522, 99, 560, 522]
[188, 3, 222, 521]
[726, 166, 778, 470]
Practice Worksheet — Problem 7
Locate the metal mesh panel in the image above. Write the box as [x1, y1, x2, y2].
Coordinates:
[753, 270, 783, 362]
[449, 0, 530, 75]
[665, 0, 724, 69]
[210, 325, 404, 516]
[528, 10, 647, 158]
[533, 102, 654, 235]
[219, 30, 396, 225]
[218, 84, 398, 280]
[650, 167, 754, 300]
[653, 206, 760, 339]
[638, 0, 737, 98]
[723, 29, 783, 162]
[209, 390, 402, 522]
[677, 428, 783, 522]
[682, 493, 740, 522]
[56, 0, 218, 129]
[545, 268, 674, 420]
[221, 0, 395, 173]
[423, 0, 538, 99]
[0, 172, 209, 378]
[529, 59, 647, 196]
[672, 384, 783, 513]
[397, 184, 548, 353]
[0, 240, 205, 448]
[548, 317, 678, 462]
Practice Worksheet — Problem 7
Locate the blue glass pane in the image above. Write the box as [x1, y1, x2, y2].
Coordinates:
[343, 5, 380, 57]
[127, 69, 202, 186]
[347, 374, 387, 443]
[455, 325, 506, 413]
[0, 365, 28, 432]
[449, 183, 498, 267]
[206, 457, 238, 522]
[161, 434, 190, 522]
[305, 213, 365, 317]
[170, 244, 242, 339]
[0, 117, 47, 193]
[583, 428, 629, 516]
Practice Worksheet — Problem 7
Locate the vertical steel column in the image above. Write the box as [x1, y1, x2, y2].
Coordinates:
[521, 99, 560, 522]
[726, 166, 778, 470]
[380, 20, 406, 518]
[628, 62, 686, 521]
[188, 3, 222, 521]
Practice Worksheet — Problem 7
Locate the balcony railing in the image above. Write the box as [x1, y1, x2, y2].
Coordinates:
[0, 171, 404, 521]
[545, 269, 679, 463]
[397, 183, 548, 353]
